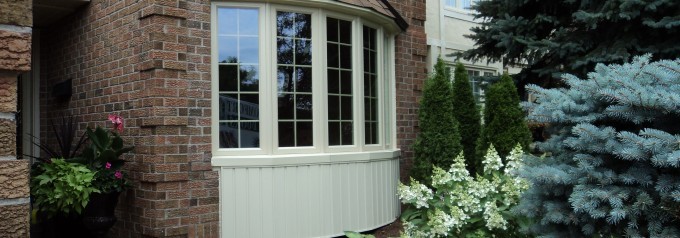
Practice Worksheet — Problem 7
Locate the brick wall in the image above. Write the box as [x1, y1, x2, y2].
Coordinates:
[387, 0, 428, 182]
[36, 0, 426, 237]
[39, 0, 216, 237]
[0, 0, 32, 237]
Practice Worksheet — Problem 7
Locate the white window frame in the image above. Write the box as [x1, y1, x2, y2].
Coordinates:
[211, 2, 398, 158]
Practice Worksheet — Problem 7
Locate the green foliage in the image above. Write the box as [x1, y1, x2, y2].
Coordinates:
[343, 231, 375, 238]
[515, 56, 680, 237]
[451, 62, 482, 174]
[30, 158, 99, 218]
[399, 145, 530, 237]
[412, 58, 462, 185]
[72, 126, 133, 193]
[477, 73, 531, 167]
[463, 0, 680, 90]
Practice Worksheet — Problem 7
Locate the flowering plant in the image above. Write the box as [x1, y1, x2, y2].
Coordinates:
[398, 144, 530, 238]
[76, 114, 134, 193]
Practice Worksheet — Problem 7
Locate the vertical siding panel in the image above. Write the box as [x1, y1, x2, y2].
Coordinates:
[261, 167, 275, 238]
[297, 165, 309, 237]
[248, 168, 262, 238]
[221, 168, 235, 238]
[233, 169, 248, 238]
[332, 163, 343, 232]
[357, 162, 367, 230]
[323, 164, 334, 235]
[273, 167, 285, 237]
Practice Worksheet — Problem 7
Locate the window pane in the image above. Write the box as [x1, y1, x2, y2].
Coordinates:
[219, 94, 238, 120]
[277, 38, 294, 64]
[217, 8, 237, 35]
[297, 122, 313, 146]
[239, 9, 259, 35]
[239, 36, 259, 63]
[218, 36, 238, 63]
[277, 12, 313, 147]
[217, 7, 260, 149]
[327, 17, 353, 146]
[278, 122, 295, 147]
[295, 39, 312, 65]
[363, 26, 379, 145]
[219, 122, 238, 148]
[240, 94, 259, 120]
[296, 67, 312, 92]
[296, 94, 313, 120]
[219, 65, 238, 92]
[240, 122, 260, 148]
[239, 65, 259, 92]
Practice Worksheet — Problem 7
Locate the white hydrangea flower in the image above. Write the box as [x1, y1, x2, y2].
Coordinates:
[448, 152, 472, 182]
[431, 166, 452, 187]
[402, 220, 431, 238]
[448, 205, 469, 228]
[504, 143, 524, 175]
[483, 202, 508, 230]
[398, 178, 433, 209]
[427, 209, 455, 236]
[469, 177, 495, 199]
[482, 144, 503, 174]
[451, 186, 481, 213]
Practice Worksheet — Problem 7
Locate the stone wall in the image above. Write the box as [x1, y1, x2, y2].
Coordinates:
[0, 0, 32, 237]
[39, 0, 217, 237]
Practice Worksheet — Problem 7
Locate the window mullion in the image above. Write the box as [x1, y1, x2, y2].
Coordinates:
[262, 3, 273, 154]
[312, 9, 326, 152]
[354, 18, 364, 150]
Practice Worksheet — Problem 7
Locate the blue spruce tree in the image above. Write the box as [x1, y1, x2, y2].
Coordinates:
[515, 55, 680, 237]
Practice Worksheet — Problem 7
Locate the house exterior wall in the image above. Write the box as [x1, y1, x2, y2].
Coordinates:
[39, 0, 217, 237]
[37, 0, 427, 237]
[385, 0, 428, 180]
[425, 0, 521, 75]
[0, 0, 32, 236]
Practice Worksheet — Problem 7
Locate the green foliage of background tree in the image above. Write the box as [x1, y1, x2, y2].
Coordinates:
[477, 73, 531, 166]
[463, 0, 680, 91]
[451, 62, 482, 174]
[515, 56, 680, 237]
[411, 58, 462, 185]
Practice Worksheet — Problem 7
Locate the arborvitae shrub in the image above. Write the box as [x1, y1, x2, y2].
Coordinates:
[411, 58, 462, 185]
[515, 55, 680, 237]
[477, 73, 531, 167]
[451, 62, 482, 174]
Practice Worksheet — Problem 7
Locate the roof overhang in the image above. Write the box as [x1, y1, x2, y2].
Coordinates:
[33, 0, 91, 28]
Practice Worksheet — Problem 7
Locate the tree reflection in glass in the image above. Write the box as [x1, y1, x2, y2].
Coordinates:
[217, 7, 260, 148]
[327, 17, 353, 146]
[277, 11, 313, 147]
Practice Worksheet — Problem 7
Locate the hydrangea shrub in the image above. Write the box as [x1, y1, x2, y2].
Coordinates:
[399, 144, 529, 237]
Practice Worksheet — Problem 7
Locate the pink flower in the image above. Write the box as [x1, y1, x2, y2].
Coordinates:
[114, 171, 123, 179]
[108, 114, 124, 133]
[105, 162, 111, 169]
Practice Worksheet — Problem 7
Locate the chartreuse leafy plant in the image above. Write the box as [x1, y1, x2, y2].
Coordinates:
[30, 158, 99, 218]
[399, 144, 529, 238]
[515, 55, 680, 237]
[411, 58, 462, 185]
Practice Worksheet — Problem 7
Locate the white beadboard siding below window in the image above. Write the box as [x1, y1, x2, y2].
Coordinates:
[218, 156, 400, 238]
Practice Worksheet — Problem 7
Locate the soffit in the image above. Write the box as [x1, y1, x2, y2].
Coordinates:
[33, 0, 91, 28]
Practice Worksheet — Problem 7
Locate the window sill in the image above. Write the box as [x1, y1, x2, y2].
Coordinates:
[211, 149, 401, 167]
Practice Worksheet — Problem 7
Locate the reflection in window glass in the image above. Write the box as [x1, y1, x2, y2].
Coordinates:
[363, 26, 378, 145]
[217, 7, 260, 148]
[327, 18, 353, 146]
[277, 11, 313, 147]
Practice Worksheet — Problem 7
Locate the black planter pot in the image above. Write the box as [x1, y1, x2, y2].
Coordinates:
[83, 191, 121, 238]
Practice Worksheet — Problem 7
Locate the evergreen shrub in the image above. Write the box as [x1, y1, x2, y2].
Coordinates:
[515, 55, 680, 237]
[411, 58, 462, 185]
[452, 62, 482, 174]
[477, 73, 532, 166]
